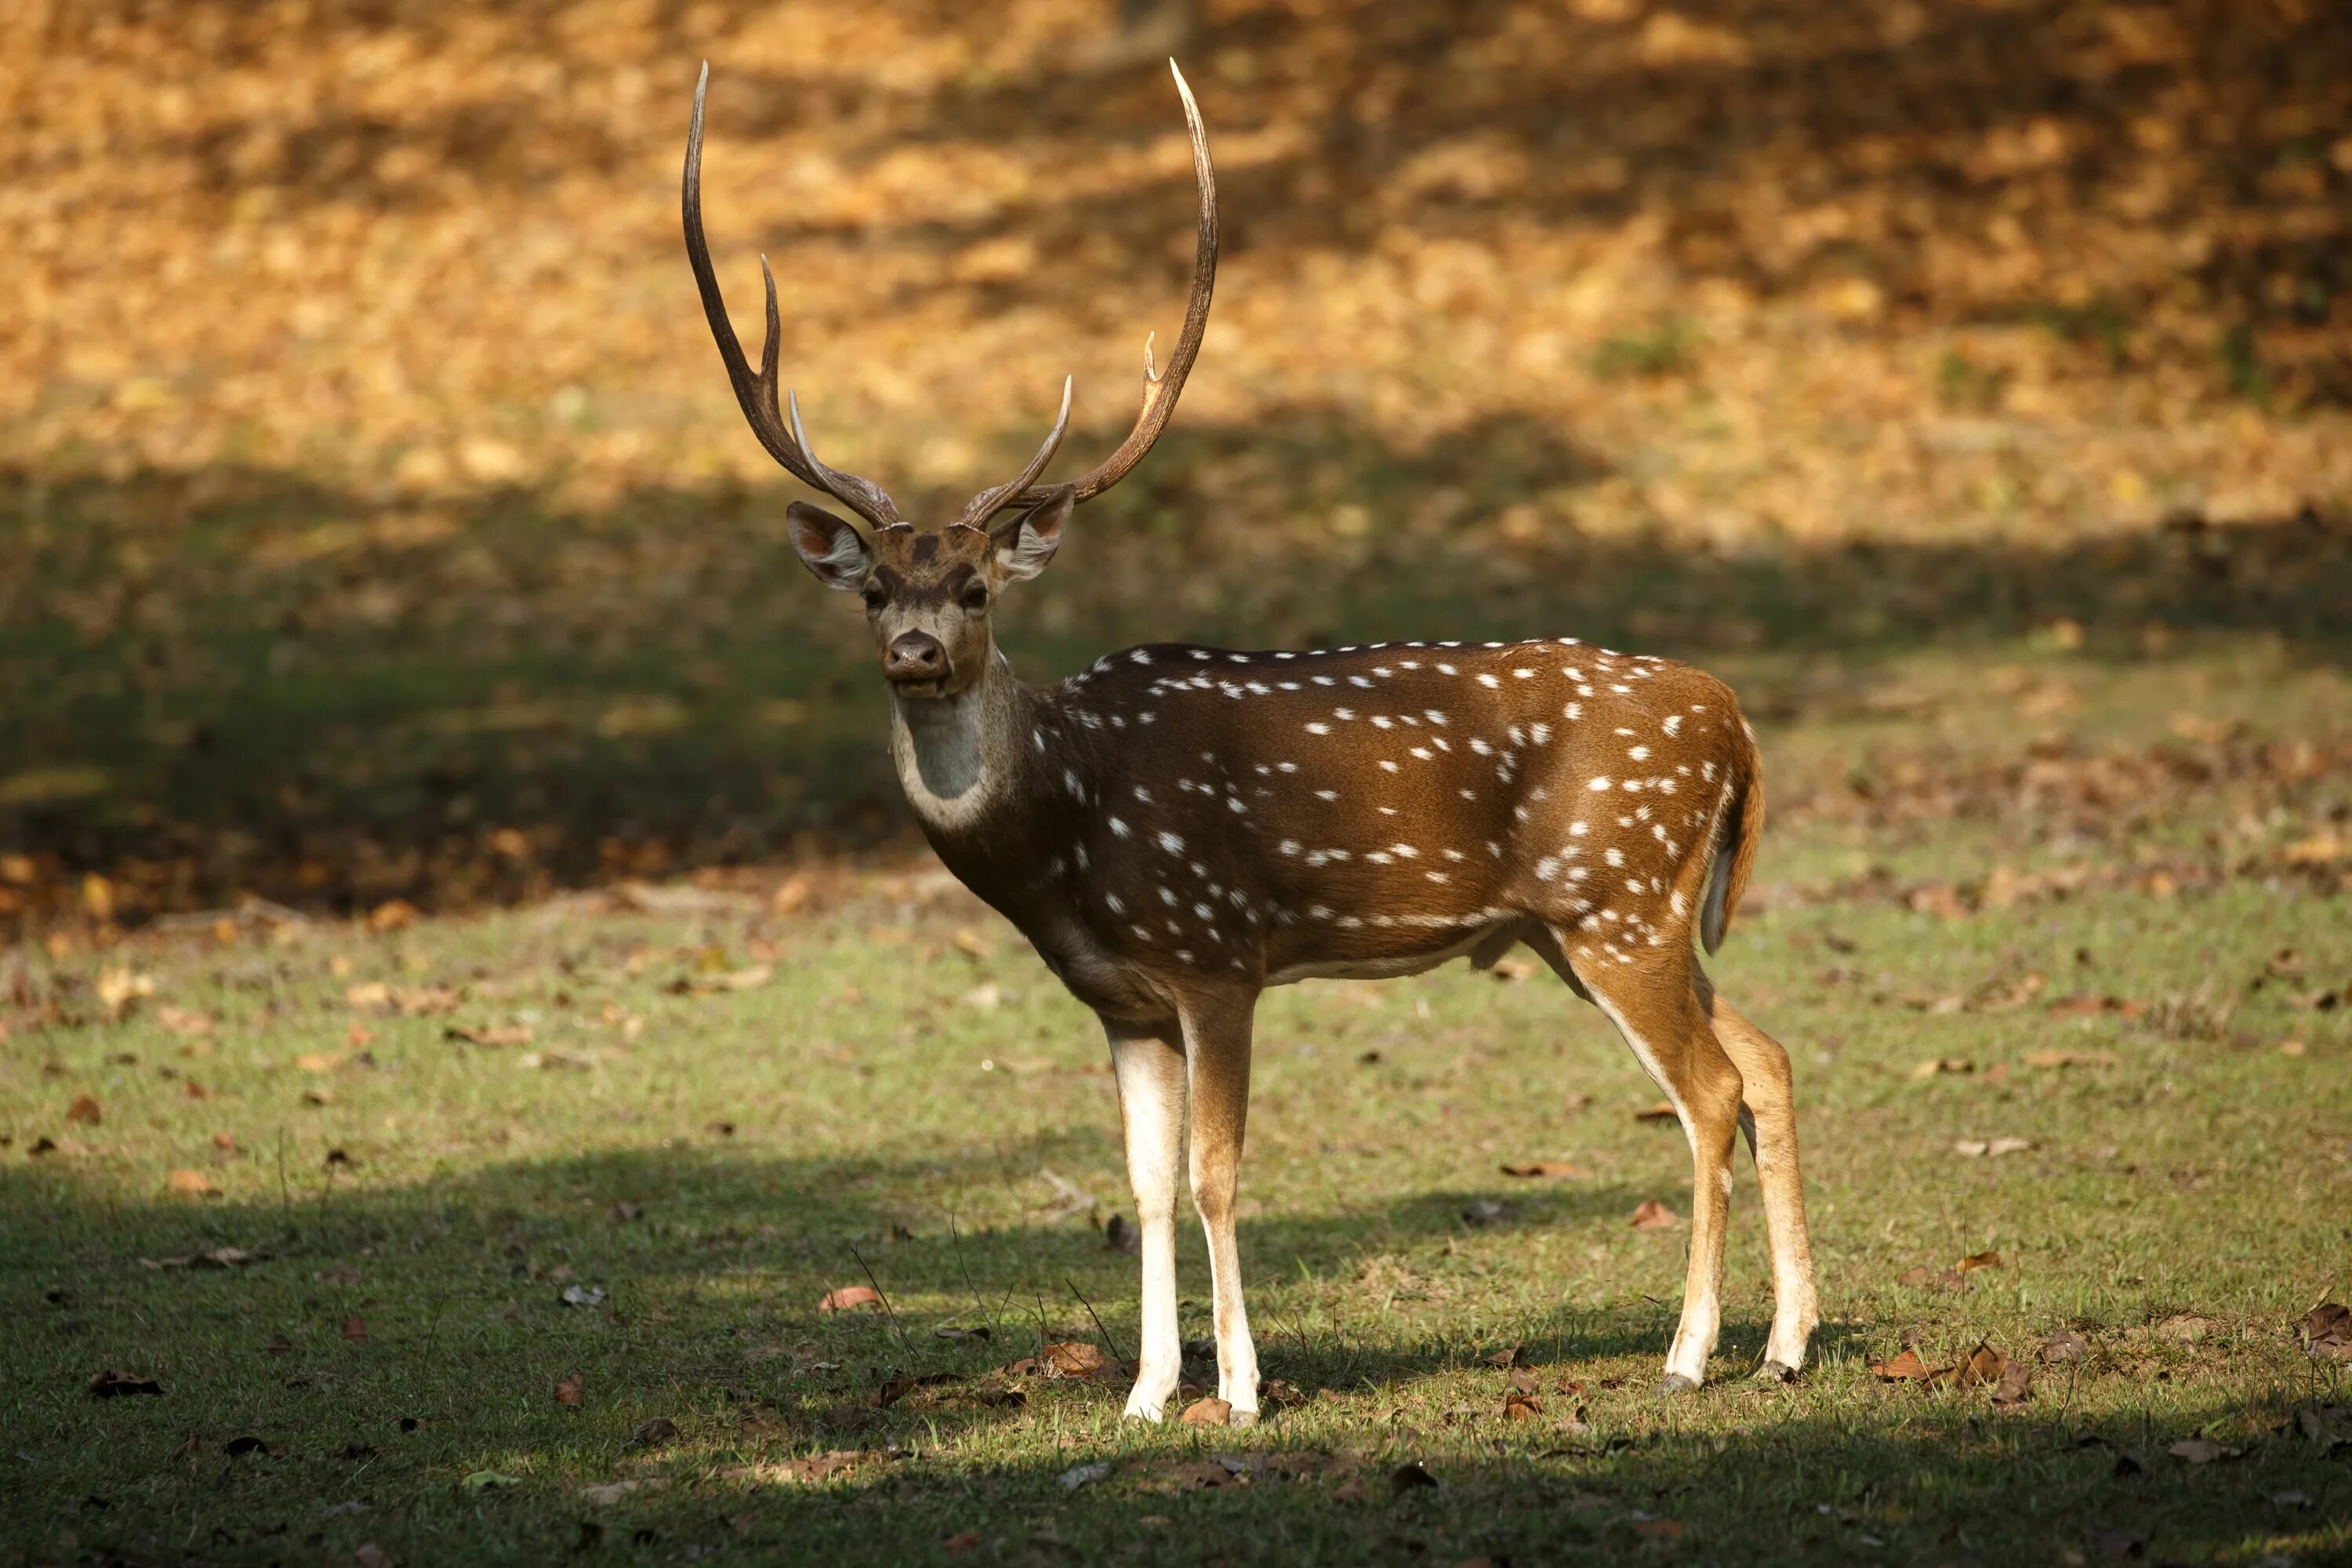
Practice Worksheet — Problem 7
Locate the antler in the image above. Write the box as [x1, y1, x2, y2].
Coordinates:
[954, 376, 1073, 528]
[683, 63, 902, 530]
[980, 59, 1218, 521]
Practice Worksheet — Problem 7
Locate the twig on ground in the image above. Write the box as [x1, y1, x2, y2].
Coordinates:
[1066, 1275, 1130, 1366]
[849, 1245, 909, 1350]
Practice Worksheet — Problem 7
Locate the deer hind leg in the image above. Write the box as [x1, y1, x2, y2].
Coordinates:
[1105, 1015, 1187, 1422]
[1563, 941, 1744, 1392]
[1693, 976, 1820, 1377]
[1179, 989, 1261, 1425]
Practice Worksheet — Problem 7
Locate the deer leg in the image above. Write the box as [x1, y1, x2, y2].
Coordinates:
[1573, 952, 1744, 1392]
[1693, 979, 1820, 1377]
[1180, 990, 1261, 1425]
[1105, 1015, 1187, 1422]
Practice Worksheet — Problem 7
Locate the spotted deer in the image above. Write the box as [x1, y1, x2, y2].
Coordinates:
[684, 61, 1817, 1422]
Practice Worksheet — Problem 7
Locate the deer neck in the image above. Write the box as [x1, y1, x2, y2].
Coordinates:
[888, 648, 1034, 841]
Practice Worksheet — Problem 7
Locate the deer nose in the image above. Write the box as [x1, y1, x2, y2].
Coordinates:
[882, 631, 948, 684]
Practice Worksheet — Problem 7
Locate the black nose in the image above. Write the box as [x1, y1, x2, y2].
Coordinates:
[883, 631, 947, 683]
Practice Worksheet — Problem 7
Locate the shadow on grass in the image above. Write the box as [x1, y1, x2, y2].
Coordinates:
[4, 1145, 2339, 1566]
[6, 437, 2350, 923]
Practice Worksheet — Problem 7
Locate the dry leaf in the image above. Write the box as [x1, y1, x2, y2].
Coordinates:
[627, 1417, 678, 1449]
[156, 1004, 214, 1036]
[446, 1023, 534, 1047]
[1633, 1101, 1679, 1123]
[950, 926, 994, 960]
[1953, 1136, 2033, 1157]
[554, 1373, 584, 1407]
[2301, 1302, 2352, 1362]
[1909, 1057, 1975, 1080]
[1489, 956, 1537, 982]
[1991, 1359, 2034, 1405]
[691, 964, 773, 994]
[165, 1168, 222, 1198]
[2022, 1048, 2119, 1069]
[1179, 1396, 1232, 1426]
[1499, 1160, 1584, 1178]
[293, 1052, 342, 1073]
[1629, 1199, 1681, 1231]
[1869, 1348, 1935, 1381]
[1957, 1250, 2002, 1272]
[2166, 1437, 2242, 1465]
[65, 1093, 101, 1125]
[1951, 1340, 2008, 1389]
[340, 1316, 368, 1345]
[818, 1285, 881, 1313]
[2038, 1329, 2090, 1365]
[89, 1369, 164, 1398]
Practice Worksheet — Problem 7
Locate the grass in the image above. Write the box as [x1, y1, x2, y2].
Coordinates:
[5, 632, 2350, 1567]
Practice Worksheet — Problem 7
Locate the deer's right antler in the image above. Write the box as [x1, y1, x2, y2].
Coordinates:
[683, 63, 902, 531]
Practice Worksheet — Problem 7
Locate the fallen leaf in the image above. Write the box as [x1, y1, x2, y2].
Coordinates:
[1462, 1198, 1518, 1227]
[339, 1316, 368, 1345]
[580, 1479, 666, 1506]
[1991, 1359, 2034, 1405]
[1909, 1057, 1975, 1080]
[1058, 1461, 1112, 1490]
[2090, 1527, 2146, 1559]
[960, 982, 1003, 1011]
[301, 1087, 336, 1105]
[1953, 1136, 2033, 1157]
[156, 1004, 215, 1036]
[459, 1469, 519, 1492]
[182, 1079, 209, 1099]
[367, 899, 417, 933]
[626, 1417, 677, 1449]
[1629, 1199, 1681, 1231]
[1868, 1348, 1935, 1381]
[1503, 1387, 1543, 1421]
[1500, 1160, 1584, 1178]
[293, 1052, 343, 1073]
[1957, 1250, 2002, 1272]
[1633, 1101, 1679, 1123]
[1104, 1214, 1140, 1254]
[88, 1369, 164, 1398]
[212, 1131, 237, 1151]
[445, 1023, 533, 1047]
[691, 964, 773, 994]
[2022, 1048, 2120, 1069]
[354, 1544, 395, 1568]
[2165, 1437, 2242, 1465]
[166, 1168, 221, 1198]
[1489, 956, 1537, 982]
[1951, 1340, 2009, 1389]
[554, 1373, 584, 1407]
[223, 1435, 286, 1458]
[2039, 1329, 2090, 1365]
[2301, 1302, 2352, 1361]
[943, 1531, 980, 1553]
[818, 1285, 881, 1313]
[323, 1148, 356, 1170]
[951, 926, 995, 960]
[560, 1285, 608, 1308]
[1180, 1396, 1232, 1426]
[65, 1093, 101, 1125]
[1633, 1517, 1686, 1541]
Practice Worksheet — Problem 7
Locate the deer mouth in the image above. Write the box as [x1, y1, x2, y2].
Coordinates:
[887, 673, 953, 699]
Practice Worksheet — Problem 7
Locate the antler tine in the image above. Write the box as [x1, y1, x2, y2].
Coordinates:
[956, 376, 1075, 528]
[1014, 58, 1218, 510]
[788, 391, 903, 530]
[684, 63, 900, 529]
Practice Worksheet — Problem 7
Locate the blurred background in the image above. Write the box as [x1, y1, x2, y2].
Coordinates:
[3, 0, 2348, 933]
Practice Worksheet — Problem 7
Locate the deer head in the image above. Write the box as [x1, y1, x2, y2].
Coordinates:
[681, 61, 1218, 701]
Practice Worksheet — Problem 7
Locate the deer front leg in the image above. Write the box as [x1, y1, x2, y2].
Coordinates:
[1180, 989, 1261, 1425]
[1105, 1016, 1186, 1422]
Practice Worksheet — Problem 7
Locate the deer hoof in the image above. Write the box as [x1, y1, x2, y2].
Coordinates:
[1755, 1359, 1798, 1385]
[1654, 1373, 1700, 1396]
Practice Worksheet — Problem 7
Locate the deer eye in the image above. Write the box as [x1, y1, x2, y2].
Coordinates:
[861, 581, 889, 612]
[958, 581, 989, 613]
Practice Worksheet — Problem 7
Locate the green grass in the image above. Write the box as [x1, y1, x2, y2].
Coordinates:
[5, 634, 2351, 1567]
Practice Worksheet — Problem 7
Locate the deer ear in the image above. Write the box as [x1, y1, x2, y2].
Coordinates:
[989, 488, 1072, 583]
[787, 502, 873, 591]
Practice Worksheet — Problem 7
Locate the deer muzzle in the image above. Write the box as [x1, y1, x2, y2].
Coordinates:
[883, 630, 950, 693]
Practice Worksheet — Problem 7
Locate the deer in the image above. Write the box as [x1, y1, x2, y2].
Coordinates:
[682, 60, 1818, 1425]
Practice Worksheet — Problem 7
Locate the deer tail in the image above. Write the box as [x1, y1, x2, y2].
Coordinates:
[1699, 722, 1765, 956]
